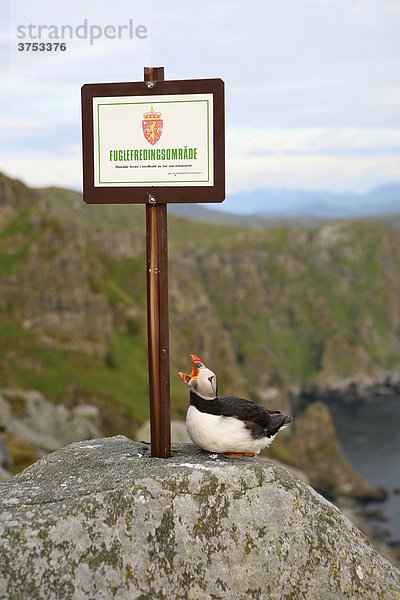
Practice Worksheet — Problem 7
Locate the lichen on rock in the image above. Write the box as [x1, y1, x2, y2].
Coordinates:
[0, 436, 399, 600]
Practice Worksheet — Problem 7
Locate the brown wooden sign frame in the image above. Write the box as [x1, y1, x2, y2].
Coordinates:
[81, 77, 225, 204]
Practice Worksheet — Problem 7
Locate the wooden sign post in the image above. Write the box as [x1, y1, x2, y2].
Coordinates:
[145, 66, 170, 458]
[81, 68, 225, 457]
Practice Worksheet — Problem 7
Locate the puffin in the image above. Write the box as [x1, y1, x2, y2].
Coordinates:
[179, 354, 292, 456]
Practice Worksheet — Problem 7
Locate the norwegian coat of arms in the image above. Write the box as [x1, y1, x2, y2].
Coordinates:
[142, 107, 163, 145]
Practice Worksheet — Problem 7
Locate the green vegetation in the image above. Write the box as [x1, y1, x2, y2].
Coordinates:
[0, 319, 149, 432]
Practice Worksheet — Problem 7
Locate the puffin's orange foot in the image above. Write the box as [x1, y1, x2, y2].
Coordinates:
[224, 451, 255, 457]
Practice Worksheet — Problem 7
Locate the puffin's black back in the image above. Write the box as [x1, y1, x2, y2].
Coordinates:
[189, 391, 291, 439]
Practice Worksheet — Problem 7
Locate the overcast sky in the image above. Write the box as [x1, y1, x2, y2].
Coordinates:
[1, 0, 399, 202]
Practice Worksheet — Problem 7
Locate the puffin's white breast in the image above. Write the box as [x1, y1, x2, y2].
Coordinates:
[186, 405, 272, 454]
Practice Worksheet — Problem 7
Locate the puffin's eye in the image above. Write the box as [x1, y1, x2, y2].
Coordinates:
[208, 376, 214, 383]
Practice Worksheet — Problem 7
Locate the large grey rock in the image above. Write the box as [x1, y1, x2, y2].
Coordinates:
[135, 419, 192, 443]
[0, 436, 398, 600]
[0, 388, 102, 455]
[0, 466, 11, 483]
[0, 432, 12, 471]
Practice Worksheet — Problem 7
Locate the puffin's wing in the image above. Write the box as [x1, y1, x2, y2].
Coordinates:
[218, 397, 288, 438]
[218, 396, 270, 429]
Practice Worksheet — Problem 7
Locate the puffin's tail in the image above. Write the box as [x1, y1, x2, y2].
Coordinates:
[267, 412, 292, 437]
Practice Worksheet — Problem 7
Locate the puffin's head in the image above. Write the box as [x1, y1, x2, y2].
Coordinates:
[178, 354, 217, 400]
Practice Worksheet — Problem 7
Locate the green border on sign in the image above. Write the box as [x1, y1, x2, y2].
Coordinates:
[96, 99, 211, 185]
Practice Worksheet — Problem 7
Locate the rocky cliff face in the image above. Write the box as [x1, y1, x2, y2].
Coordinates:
[0, 388, 101, 478]
[287, 402, 386, 502]
[0, 437, 398, 600]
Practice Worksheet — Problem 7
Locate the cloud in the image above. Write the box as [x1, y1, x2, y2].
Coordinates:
[0, 120, 80, 153]
[0, 118, 43, 129]
[227, 152, 400, 194]
[0, 150, 82, 191]
[227, 126, 400, 154]
[230, 78, 344, 96]
[226, 126, 400, 193]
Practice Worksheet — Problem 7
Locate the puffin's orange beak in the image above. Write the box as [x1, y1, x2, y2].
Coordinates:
[178, 354, 206, 384]
[190, 354, 205, 376]
[178, 371, 191, 384]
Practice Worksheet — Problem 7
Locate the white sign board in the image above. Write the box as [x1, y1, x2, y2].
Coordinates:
[93, 93, 214, 187]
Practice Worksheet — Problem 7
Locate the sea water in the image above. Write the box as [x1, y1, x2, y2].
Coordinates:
[330, 395, 400, 543]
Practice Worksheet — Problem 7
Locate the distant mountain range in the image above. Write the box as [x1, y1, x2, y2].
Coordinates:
[168, 187, 400, 231]
[193, 183, 400, 219]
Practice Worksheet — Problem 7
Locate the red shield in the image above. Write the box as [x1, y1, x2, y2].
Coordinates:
[142, 107, 163, 145]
